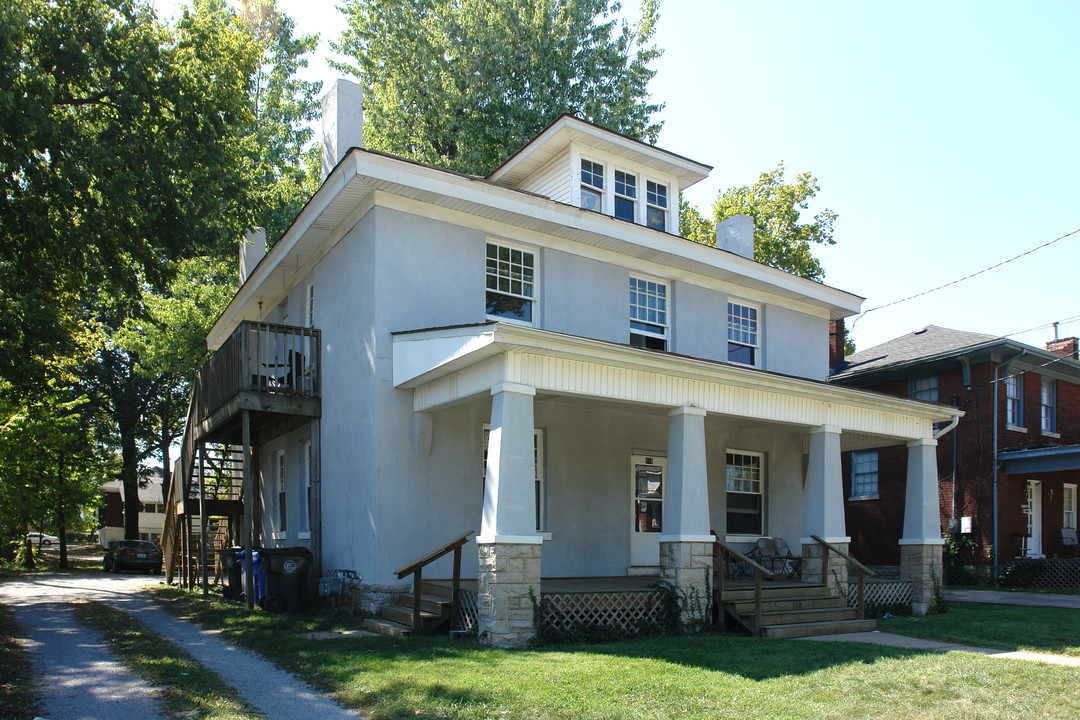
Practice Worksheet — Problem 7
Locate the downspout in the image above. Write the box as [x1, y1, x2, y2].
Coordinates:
[992, 348, 1027, 582]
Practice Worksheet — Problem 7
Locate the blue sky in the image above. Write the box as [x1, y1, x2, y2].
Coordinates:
[157, 0, 1079, 353]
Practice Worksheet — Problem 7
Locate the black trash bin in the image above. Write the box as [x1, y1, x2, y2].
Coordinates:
[217, 547, 244, 600]
[259, 547, 313, 613]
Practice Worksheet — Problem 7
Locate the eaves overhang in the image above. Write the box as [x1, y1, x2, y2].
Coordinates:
[999, 445, 1080, 475]
[209, 148, 863, 350]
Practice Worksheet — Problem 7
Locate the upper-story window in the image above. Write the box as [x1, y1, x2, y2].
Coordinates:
[727, 302, 758, 365]
[910, 376, 938, 402]
[486, 241, 535, 323]
[1041, 378, 1057, 434]
[580, 159, 603, 211]
[306, 283, 315, 327]
[646, 181, 668, 231]
[614, 170, 636, 222]
[629, 276, 667, 351]
[850, 450, 879, 499]
[1004, 373, 1023, 427]
[276, 449, 287, 533]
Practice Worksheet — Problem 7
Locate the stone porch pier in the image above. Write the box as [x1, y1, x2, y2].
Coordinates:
[802, 425, 850, 593]
[900, 438, 944, 615]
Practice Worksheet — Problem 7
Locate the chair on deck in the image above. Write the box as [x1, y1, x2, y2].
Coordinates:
[772, 537, 802, 579]
[1062, 528, 1079, 558]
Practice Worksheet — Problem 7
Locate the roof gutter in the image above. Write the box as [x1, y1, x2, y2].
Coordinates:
[992, 347, 1027, 582]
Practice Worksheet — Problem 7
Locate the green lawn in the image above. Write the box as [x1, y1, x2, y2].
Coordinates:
[151, 588, 1080, 720]
[879, 602, 1080, 656]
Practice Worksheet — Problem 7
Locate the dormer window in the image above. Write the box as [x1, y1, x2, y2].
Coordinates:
[614, 170, 636, 222]
[580, 159, 603, 211]
[646, 181, 668, 231]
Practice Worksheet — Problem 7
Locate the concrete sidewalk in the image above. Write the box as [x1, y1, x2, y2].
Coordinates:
[798, 630, 1080, 667]
[943, 588, 1080, 608]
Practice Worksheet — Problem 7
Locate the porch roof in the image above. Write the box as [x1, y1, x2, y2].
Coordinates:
[392, 323, 961, 451]
[999, 444, 1080, 474]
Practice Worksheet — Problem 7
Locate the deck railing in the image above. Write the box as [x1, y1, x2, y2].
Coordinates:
[394, 531, 473, 634]
[811, 535, 877, 620]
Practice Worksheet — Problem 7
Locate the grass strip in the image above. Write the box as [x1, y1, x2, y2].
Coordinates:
[73, 601, 264, 720]
[153, 587, 1080, 720]
[0, 601, 42, 720]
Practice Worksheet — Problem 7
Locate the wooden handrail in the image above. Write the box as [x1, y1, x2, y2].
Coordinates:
[394, 530, 473, 635]
[714, 540, 777, 579]
[811, 535, 876, 620]
[715, 540, 777, 636]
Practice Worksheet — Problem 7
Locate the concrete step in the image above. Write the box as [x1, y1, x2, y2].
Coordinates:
[759, 606, 859, 626]
[399, 593, 454, 616]
[730, 595, 843, 614]
[364, 617, 412, 637]
[762, 618, 877, 639]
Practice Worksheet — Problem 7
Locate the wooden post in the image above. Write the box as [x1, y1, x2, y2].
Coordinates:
[198, 442, 208, 595]
[242, 410, 254, 610]
[451, 545, 462, 631]
[412, 566, 423, 633]
[753, 572, 763, 637]
[857, 569, 866, 620]
[185, 513, 193, 589]
[822, 544, 830, 590]
[310, 419, 322, 589]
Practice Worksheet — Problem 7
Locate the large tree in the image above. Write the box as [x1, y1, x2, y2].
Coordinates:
[681, 162, 838, 282]
[334, 0, 664, 175]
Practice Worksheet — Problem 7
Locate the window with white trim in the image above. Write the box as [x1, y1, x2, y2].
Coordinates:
[483, 426, 545, 532]
[485, 241, 535, 323]
[276, 449, 287, 532]
[850, 450, 879, 499]
[1004, 374, 1023, 427]
[580, 159, 603, 211]
[726, 451, 764, 535]
[1064, 484, 1076, 530]
[629, 276, 667, 350]
[727, 302, 759, 365]
[299, 440, 311, 533]
[910, 375, 938, 402]
[306, 283, 315, 328]
[614, 169, 636, 222]
[1041, 378, 1057, 433]
[646, 181, 668, 231]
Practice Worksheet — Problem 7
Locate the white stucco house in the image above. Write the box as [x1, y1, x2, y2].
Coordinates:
[165, 79, 960, 645]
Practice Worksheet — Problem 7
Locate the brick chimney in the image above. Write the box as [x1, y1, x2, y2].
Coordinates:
[829, 319, 846, 369]
[1046, 336, 1079, 359]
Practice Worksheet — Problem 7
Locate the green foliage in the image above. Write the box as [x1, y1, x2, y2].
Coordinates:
[997, 559, 1047, 589]
[680, 162, 838, 281]
[333, 0, 664, 174]
[943, 534, 987, 586]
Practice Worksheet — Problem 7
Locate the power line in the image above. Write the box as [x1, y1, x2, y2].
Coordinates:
[851, 225, 1080, 330]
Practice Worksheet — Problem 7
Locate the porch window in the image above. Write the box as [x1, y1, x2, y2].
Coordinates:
[909, 375, 938, 402]
[614, 170, 636, 222]
[727, 302, 758, 366]
[486, 242, 535, 323]
[1064, 484, 1076, 530]
[850, 450, 879, 499]
[298, 440, 311, 534]
[306, 283, 315, 328]
[1005, 374, 1023, 427]
[1041, 378, 1057, 434]
[646, 181, 668, 231]
[629, 276, 667, 350]
[276, 449, 287, 533]
[726, 451, 763, 535]
[483, 426, 545, 532]
[580, 159, 603, 211]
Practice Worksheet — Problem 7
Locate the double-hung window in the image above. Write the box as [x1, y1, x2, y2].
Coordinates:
[850, 450, 879, 499]
[1064, 484, 1077, 530]
[580, 159, 603, 211]
[486, 242, 535, 323]
[1041, 378, 1057, 433]
[727, 302, 758, 365]
[299, 440, 312, 535]
[1004, 374, 1023, 427]
[306, 283, 315, 327]
[910, 376, 938, 402]
[646, 181, 668, 231]
[629, 276, 667, 350]
[726, 451, 764, 535]
[276, 450, 287, 533]
[614, 170, 636, 222]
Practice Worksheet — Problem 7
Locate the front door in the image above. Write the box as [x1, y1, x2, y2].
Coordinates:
[1025, 480, 1043, 557]
[630, 455, 665, 568]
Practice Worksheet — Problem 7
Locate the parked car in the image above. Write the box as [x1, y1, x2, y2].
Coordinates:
[103, 540, 162, 574]
[26, 532, 60, 547]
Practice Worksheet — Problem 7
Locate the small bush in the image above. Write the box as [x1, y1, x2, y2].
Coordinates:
[997, 559, 1046, 588]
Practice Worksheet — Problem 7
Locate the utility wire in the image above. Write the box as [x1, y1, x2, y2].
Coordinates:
[851, 225, 1080, 331]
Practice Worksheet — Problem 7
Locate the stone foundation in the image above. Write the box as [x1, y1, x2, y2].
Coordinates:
[477, 542, 541, 648]
[801, 541, 849, 593]
[660, 541, 714, 624]
[900, 542, 943, 615]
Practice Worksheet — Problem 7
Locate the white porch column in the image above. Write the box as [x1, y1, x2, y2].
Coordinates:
[900, 438, 944, 615]
[802, 425, 849, 591]
[660, 406, 714, 624]
[477, 382, 541, 647]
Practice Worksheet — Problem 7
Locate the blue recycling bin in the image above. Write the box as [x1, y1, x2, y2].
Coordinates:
[237, 549, 265, 606]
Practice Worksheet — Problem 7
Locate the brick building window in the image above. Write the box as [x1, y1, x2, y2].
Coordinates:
[1004, 374, 1023, 427]
[850, 450, 879, 499]
[909, 375, 938, 402]
[1064, 484, 1076, 530]
[1041, 378, 1057, 434]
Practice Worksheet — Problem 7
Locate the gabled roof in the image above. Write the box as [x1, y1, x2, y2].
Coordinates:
[486, 114, 711, 189]
[831, 325, 1080, 385]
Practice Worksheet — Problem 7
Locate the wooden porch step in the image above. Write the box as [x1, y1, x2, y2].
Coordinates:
[720, 583, 828, 603]
[379, 603, 447, 631]
[364, 617, 413, 637]
[758, 606, 859, 626]
[419, 581, 456, 599]
[762, 618, 877, 639]
[729, 594, 842, 614]
[399, 593, 454, 616]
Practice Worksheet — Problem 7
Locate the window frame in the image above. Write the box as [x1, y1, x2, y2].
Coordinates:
[1064, 483, 1077, 531]
[726, 301, 760, 367]
[1041, 377, 1057, 434]
[579, 158, 604, 212]
[276, 449, 287, 534]
[485, 240, 537, 325]
[613, 169, 637, 222]
[483, 425, 546, 534]
[646, 180, 668, 231]
[306, 283, 315, 328]
[725, 450, 765, 539]
[850, 450, 879, 500]
[1004, 373, 1023, 428]
[298, 440, 312, 537]
[629, 275, 668, 351]
[909, 375, 939, 403]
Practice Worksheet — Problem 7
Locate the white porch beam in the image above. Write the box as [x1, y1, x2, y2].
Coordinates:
[660, 406, 713, 542]
[900, 438, 945, 545]
[803, 425, 849, 544]
[478, 383, 542, 545]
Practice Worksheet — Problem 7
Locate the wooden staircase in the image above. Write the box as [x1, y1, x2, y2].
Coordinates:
[364, 581, 455, 636]
[721, 581, 876, 639]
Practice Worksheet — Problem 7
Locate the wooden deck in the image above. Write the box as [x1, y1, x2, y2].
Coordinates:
[428, 575, 814, 594]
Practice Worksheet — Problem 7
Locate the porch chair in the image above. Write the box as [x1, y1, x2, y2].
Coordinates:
[1062, 528, 1079, 558]
[772, 537, 802, 579]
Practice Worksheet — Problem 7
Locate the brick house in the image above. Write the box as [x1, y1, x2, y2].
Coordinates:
[831, 325, 1080, 572]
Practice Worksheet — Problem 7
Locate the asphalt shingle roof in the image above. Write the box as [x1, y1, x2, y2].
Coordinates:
[832, 325, 1001, 379]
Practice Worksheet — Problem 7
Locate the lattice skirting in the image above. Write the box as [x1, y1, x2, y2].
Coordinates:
[455, 589, 479, 633]
[540, 591, 667, 636]
[845, 579, 913, 612]
[1006, 558, 1080, 589]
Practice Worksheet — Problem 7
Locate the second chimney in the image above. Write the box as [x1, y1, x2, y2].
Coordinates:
[1046, 336, 1079, 360]
[321, 78, 364, 181]
[715, 214, 755, 260]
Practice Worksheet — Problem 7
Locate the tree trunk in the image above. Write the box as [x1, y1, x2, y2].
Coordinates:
[122, 431, 140, 540]
[57, 451, 68, 570]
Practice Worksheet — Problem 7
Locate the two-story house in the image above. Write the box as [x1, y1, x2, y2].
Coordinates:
[831, 325, 1080, 576]
[166, 79, 959, 645]
[98, 469, 166, 547]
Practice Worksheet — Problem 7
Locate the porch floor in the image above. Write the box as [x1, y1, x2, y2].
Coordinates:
[427, 576, 817, 594]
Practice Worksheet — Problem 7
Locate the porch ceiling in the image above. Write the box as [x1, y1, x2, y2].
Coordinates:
[393, 323, 961, 448]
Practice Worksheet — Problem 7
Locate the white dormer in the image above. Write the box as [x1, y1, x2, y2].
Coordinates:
[487, 115, 711, 234]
